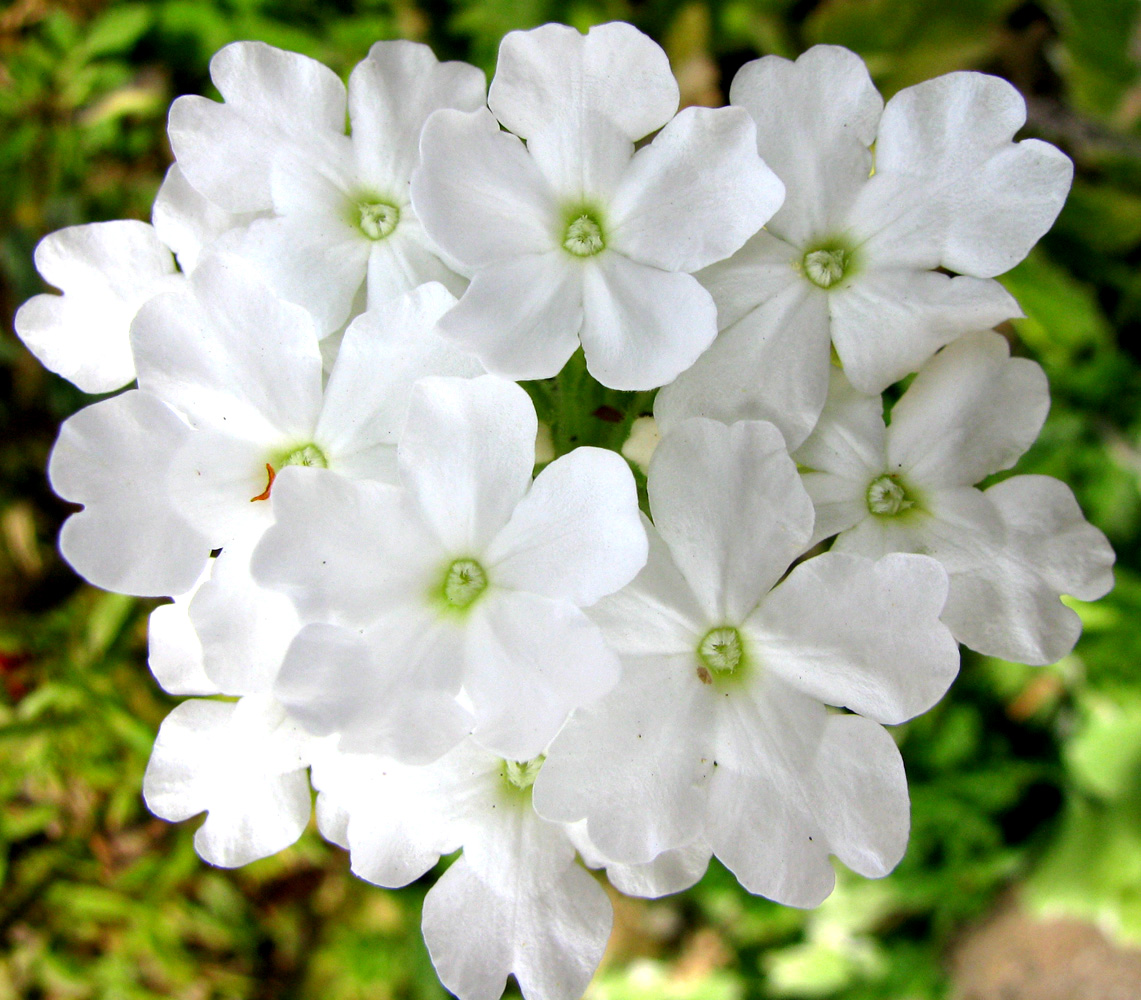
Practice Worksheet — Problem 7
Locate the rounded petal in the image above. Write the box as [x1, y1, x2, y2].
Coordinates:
[654, 281, 831, 449]
[49, 391, 209, 597]
[316, 283, 485, 481]
[887, 330, 1049, 488]
[487, 446, 647, 606]
[275, 621, 470, 763]
[364, 220, 469, 310]
[399, 376, 537, 554]
[349, 40, 486, 194]
[435, 253, 583, 382]
[580, 255, 718, 391]
[168, 41, 347, 213]
[609, 105, 784, 273]
[648, 418, 815, 623]
[830, 271, 1023, 395]
[533, 654, 716, 864]
[15, 221, 179, 393]
[488, 22, 677, 142]
[695, 227, 801, 331]
[794, 366, 886, 481]
[464, 591, 621, 760]
[147, 565, 220, 696]
[808, 714, 909, 879]
[412, 108, 558, 269]
[604, 841, 711, 898]
[152, 163, 255, 274]
[132, 256, 324, 439]
[730, 46, 882, 246]
[143, 696, 313, 867]
[852, 72, 1072, 277]
[749, 551, 959, 724]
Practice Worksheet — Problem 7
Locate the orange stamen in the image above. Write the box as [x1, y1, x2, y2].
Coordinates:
[250, 463, 276, 502]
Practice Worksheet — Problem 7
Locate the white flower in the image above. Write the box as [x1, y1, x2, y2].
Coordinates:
[410, 22, 785, 390]
[656, 46, 1070, 447]
[253, 374, 648, 762]
[311, 740, 612, 1000]
[14, 221, 183, 394]
[143, 693, 318, 867]
[48, 263, 480, 597]
[170, 39, 486, 334]
[532, 417, 959, 907]
[795, 330, 1116, 664]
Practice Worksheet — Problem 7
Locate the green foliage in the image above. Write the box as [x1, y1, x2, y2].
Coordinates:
[2, 0, 1141, 998]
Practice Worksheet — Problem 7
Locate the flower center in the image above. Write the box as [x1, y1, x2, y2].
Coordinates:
[282, 444, 327, 469]
[441, 558, 488, 610]
[803, 247, 852, 288]
[697, 626, 745, 683]
[866, 474, 914, 516]
[563, 212, 605, 257]
[358, 200, 399, 241]
[501, 756, 544, 791]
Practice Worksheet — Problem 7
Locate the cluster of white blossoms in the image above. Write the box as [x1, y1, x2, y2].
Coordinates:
[16, 21, 1118, 1000]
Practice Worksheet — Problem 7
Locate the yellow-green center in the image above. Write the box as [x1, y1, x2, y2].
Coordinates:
[358, 201, 399, 241]
[803, 247, 852, 288]
[282, 443, 327, 469]
[502, 756, 544, 791]
[866, 474, 914, 516]
[698, 626, 745, 678]
[563, 213, 605, 257]
[441, 558, 488, 610]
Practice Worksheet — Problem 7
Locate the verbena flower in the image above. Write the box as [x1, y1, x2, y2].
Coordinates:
[795, 330, 1115, 663]
[253, 375, 648, 762]
[656, 45, 1071, 447]
[410, 22, 785, 389]
[533, 417, 960, 907]
[169, 40, 486, 335]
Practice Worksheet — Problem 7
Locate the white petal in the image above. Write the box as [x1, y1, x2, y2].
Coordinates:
[488, 21, 677, 142]
[422, 811, 611, 1000]
[706, 676, 835, 907]
[729, 46, 882, 247]
[132, 256, 323, 439]
[464, 591, 620, 760]
[147, 565, 219, 696]
[748, 551, 959, 724]
[252, 466, 438, 628]
[609, 105, 783, 273]
[168, 41, 347, 213]
[316, 283, 484, 480]
[412, 108, 558, 269]
[579, 254, 718, 391]
[604, 841, 712, 898]
[696, 227, 801, 331]
[435, 252, 583, 382]
[851, 72, 1072, 277]
[399, 376, 537, 554]
[524, 116, 633, 205]
[887, 330, 1049, 488]
[487, 446, 646, 606]
[986, 475, 1114, 602]
[587, 516, 709, 656]
[348, 40, 486, 195]
[808, 714, 909, 879]
[143, 695, 313, 867]
[233, 213, 371, 335]
[533, 653, 715, 864]
[364, 221, 469, 309]
[152, 163, 256, 274]
[15, 221, 179, 393]
[275, 621, 470, 763]
[49, 391, 209, 597]
[648, 418, 815, 623]
[190, 537, 301, 695]
[829, 270, 1022, 394]
[653, 280, 831, 449]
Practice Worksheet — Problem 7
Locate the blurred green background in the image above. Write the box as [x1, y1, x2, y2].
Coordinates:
[3, 0, 1141, 997]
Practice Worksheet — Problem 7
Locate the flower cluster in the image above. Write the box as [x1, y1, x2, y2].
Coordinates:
[17, 22, 1115, 1000]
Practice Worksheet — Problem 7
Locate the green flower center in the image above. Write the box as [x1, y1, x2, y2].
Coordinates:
[697, 626, 745, 681]
[282, 444, 327, 469]
[441, 558, 488, 610]
[501, 756, 544, 791]
[866, 474, 914, 516]
[563, 212, 605, 257]
[803, 247, 853, 288]
[358, 200, 399, 241]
